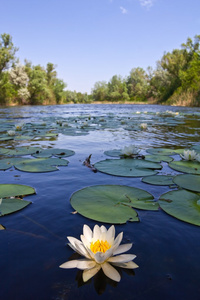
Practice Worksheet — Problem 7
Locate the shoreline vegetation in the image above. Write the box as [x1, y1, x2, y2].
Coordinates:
[0, 33, 200, 107]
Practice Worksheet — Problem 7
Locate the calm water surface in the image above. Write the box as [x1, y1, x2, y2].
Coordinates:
[0, 104, 200, 300]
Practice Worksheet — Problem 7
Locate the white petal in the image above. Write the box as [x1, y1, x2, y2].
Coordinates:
[100, 225, 107, 233]
[111, 261, 139, 269]
[80, 234, 90, 249]
[74, 241, 90, 259]
[68, 242, 84, 257]
[83, 224, 93, 241]
[83, 265, 101, 282]
[59, 260, 78, 269]
[93, 225, 101, 240]
[112, 243, 133, 255]
[76, 259, 96, 270]
[112, 232, 123, 251]
[108, 254, 136, 263]
[101, 262, 121, 282]
[67, 236, 82, 248]
[106, 225, 115, 243]
[93, 247, 113, 263]
[93, 252, 106, 264]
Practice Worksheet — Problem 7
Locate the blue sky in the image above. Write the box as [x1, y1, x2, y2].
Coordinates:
[1, 0, 200, 93]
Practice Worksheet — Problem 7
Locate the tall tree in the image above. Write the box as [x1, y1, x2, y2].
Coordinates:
[0, 33, 18, 74]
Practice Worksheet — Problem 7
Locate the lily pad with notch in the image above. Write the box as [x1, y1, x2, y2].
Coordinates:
[0, 184, 35, 216]
[94, 158, 162, 177]
[142, 175, 175, 186]
[159, 189, 200, 226]
[169, 161, 200, 175]
[70, 185, 158, 224]
[173, 174, 200, 192]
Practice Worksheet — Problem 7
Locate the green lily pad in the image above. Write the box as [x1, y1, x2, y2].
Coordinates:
[145, 155, 173, 163]
[146, 148, 177, 155]
[94, 158, 162, 177]
[32, 148, 75, 158]
[0, 184, 35, 198]
[0, 157, 26, 170]
[70, 185, 158, 224]
[142, 175, 175, 186]
[0, 198, 31, 216]
[0, 184, 35, 216]
[5, 146, 42, 156]
[104, 149, 122, 157]
[14, 157, 69, 172]
[169, 161, 200, 175]
[159, 189, 200, 226]
[173, 174, 200, 192]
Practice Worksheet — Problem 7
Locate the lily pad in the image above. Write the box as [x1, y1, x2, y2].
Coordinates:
[0, 184, 35, 216]
[14, 157, 69, 172]
[104, 149, 122, 157]
[159, 189, 200, 226]
[173, 174, 200, 192]
[0, 198, 31, 216]
[145, 155, 173, 163]
[146, 148, 177, 156]
[0, 184, 35, 198]
[94, 158, 162, 177]
[70, 185, 158, 224]
[32, 148, 75, 158]
[169, 161, 200, 175]
[142, 175, 175, 186]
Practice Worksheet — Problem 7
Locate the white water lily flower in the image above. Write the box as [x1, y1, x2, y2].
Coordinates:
[140, 123, 147, 130]
[180, 150, 198, 161]
[7, 130, 16, 136]
[15, 124, 23, 131]
[121, 145, 140, 157]
[60, 224, 138, 282]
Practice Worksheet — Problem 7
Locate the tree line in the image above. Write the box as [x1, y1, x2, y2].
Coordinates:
[0, 33, 200, 106]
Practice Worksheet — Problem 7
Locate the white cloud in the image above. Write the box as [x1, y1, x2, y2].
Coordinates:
[120, 6, 128, 14]
[139, 0, 154, 9]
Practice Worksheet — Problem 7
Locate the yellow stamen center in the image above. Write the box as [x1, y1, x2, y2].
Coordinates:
[90, 240, 111, 254]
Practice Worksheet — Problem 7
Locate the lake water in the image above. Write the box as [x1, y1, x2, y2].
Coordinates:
[0, 104, 200, 300]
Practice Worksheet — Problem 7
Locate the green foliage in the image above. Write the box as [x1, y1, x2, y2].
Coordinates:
[0, 32, 200, 106]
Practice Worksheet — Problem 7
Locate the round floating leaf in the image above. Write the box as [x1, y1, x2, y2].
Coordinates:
[94, 158, 162, 177]
[146, 148, 177, 155]
[169, 161, 200, 175]
[104, 149, 122, 157]
[32, 148, 75, 158]
[0, 198, 31, 216]
[159, 189, 200, 226]
[70, 185, 158, 224]
[0, 157, 25, 170]
[14, 157, 68, 172]
[173, 174, 200, 192]
[142, 175, 175, 186]
[0, 184, 35, 198]
[145, 155, 173, 163]
[5, 146, 42, 156]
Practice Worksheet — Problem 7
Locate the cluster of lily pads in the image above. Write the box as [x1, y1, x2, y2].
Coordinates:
[0, 109, 200, 229]
[0, 146, 74, 223]
[70, 144, 200, 226]
[1, 109, 199, 143]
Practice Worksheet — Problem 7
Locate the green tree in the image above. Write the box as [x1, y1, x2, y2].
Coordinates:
[92, 81, 108, 101]
[28, 65, 51, 104]
[0, 33, 18, 74]
[126, 67, 149, 101]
